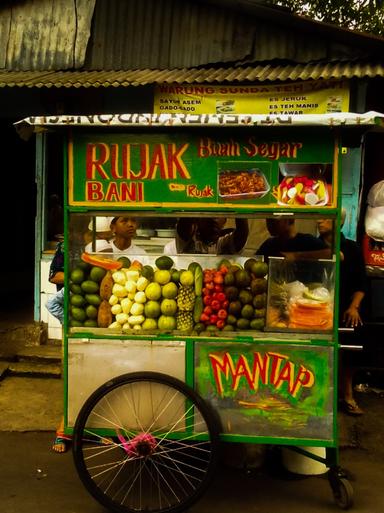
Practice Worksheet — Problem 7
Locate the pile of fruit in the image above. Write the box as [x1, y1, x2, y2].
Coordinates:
[199, 258, 268, 332]
[69, 254, 122, 327]
[68, 253, 269, 334]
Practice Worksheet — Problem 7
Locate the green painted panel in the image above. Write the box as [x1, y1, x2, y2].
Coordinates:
[68, 129, 336, 210]
[195, 341, 334, 441]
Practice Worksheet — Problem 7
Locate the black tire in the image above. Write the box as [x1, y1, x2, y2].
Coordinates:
[72, 371, 220, 513]
[330, 476, 354, 510]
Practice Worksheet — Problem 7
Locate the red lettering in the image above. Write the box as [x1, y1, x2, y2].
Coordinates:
[291, 365, 315, 397]
[148, 144, 168, 179]
[105, 182, 120, 201]
[86, 181, 104, 201]
[86, 143, 110, 179]
[209, 353, 236, 395]
[110, 144, 123, 179]
[251, 352, 270, 389]
[275, 361, 295, 393]
[233, 355, 254, 391]
[167, 143, 190, 179]
[269, 352, 288, 385]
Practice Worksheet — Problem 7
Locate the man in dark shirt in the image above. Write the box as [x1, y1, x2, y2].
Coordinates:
[256, 217, 327, 259]
[317, 216, 367, 415]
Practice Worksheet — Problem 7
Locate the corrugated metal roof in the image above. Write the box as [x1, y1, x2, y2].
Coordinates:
[85, 0, 374, 70]
[85, 0, 257, 69]
[0, 0, 382, 71]
[0, 0, 95, 70]
[1, 62, 384, 88]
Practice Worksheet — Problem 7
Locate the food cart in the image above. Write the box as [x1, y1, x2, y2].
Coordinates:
[18, 111, 384, 513]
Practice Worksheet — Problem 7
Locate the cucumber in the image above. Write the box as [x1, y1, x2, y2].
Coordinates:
[193, 295, 203, 324]
[194, 263, 203, 296]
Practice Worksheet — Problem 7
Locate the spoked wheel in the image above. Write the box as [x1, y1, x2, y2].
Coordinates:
[72, 372, 220, 513]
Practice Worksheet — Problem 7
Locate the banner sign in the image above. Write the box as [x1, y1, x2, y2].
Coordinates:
[154, 80, 350, 116]
[68, 129, 337, 209]
[195, 342, 334, 440]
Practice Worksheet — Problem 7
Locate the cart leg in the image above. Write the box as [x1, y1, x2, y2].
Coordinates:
[328, 463, 354, 510]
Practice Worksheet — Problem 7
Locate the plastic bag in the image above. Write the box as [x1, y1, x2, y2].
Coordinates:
[367, 180, 384, 208]
[365, 205, 384, 241]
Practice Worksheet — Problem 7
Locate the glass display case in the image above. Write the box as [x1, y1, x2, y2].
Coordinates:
[67, 212, 269, 336]
[266, 256, 335, 333]
[67, 212, 337, 340]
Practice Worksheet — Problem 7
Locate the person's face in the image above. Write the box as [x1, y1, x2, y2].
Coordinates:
[266, 218, 291, 237]
[215, 217, 227, 230]
[112, 217, 137, 238]
[198, 219, 221, 242]
[317, 219, 333, 236]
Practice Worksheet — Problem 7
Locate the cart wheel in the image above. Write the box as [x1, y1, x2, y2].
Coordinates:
[72, 371, 220, 513]
[329, 474, 354, 510]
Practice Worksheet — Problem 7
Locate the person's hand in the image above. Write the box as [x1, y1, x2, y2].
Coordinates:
[343, 305, 362, 328]
[281, 251, 296, 262]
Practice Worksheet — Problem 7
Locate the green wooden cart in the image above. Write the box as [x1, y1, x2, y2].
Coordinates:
[20, 111, 384, 513]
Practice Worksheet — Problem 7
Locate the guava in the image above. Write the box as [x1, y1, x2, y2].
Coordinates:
[145, 282, 162, 301]
[158, 315, 176, 330]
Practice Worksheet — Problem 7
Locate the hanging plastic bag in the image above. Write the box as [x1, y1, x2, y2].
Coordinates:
[365, 205, 384, 241]
[367, 180, 384, 208]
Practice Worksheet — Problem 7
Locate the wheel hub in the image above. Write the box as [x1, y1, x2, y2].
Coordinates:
[119, 432, 157, 457]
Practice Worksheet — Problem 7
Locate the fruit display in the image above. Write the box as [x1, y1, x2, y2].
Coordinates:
[68, 253, 269, 334]
[69, 260, 105, 328]
[267, 280, 333, 331]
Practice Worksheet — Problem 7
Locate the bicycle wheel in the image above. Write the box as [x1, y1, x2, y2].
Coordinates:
[72, 371, 220, 513]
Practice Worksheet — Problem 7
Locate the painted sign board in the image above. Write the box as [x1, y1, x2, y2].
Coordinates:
[154, 80, 350, 116]
[68, 129, 337, 209]
[195, 341, 334, 440]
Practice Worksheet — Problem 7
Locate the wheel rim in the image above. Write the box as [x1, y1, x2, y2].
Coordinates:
[73, 374, 218, 513]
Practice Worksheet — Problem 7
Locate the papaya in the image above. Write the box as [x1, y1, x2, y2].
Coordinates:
[99, 271, 114, 300]
[97, 300, 113, 328]
[81, 252, 122, 270]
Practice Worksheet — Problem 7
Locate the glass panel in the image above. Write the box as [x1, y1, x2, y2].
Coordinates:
[266, 257, 335, 333]
[66, 213, 336, 336]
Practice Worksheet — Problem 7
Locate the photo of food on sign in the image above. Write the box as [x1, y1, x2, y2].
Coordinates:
[273, 163, 332, 207]
[216, 99, 235, 114]
[218, 163, 271, 202]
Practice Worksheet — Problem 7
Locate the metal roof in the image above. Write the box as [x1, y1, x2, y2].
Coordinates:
[0, 0, 95, 70]
[1, 62, 384, 88]
[1, 0, 383, 72]
[85, 0, 383, 70]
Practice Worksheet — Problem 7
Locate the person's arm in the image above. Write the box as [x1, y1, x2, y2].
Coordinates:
[281, 235, 332, 261]
[343, 291, 365, 327]
[231, 218, 249, 252]
[281, 248, 333, 261]
[49, 242, 64, 286]
[49, 271, 64, 285]
[342, 240, 367, 327]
